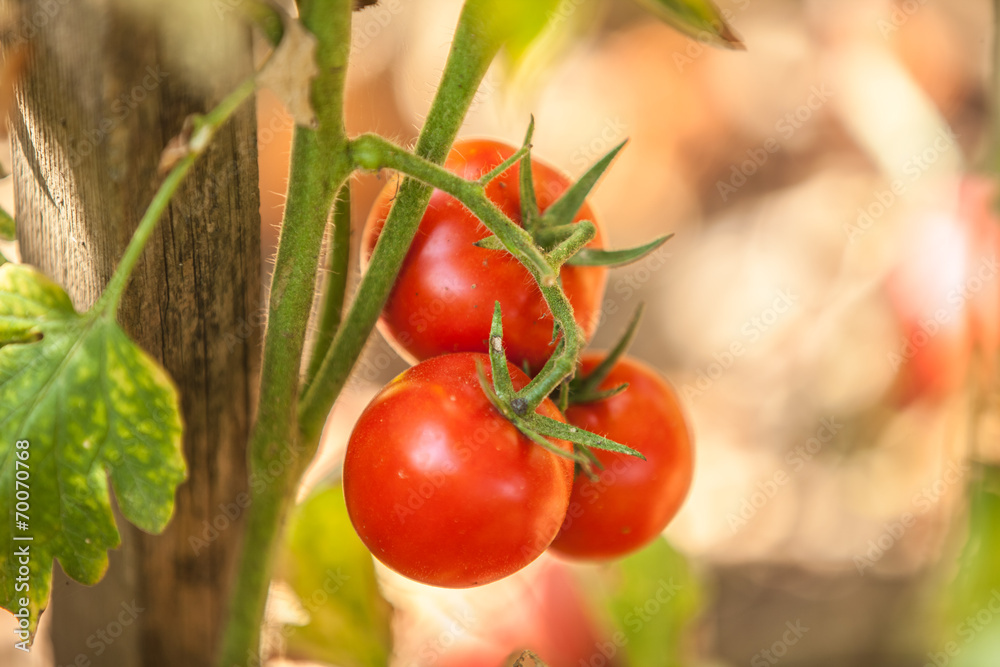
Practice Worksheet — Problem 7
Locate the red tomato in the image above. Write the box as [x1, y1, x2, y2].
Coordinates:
[363, 139, 608, 375]
[886, 176, 1000, 403]
[550, 355, 693, 560]
[343, 353, 575, 587]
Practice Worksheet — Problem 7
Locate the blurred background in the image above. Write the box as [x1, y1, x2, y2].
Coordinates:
[5, 0, 1000, 665]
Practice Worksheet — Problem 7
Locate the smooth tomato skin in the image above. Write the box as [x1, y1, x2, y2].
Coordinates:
[550, 355, 693, 560]
[343, 353, 575, 588]
[363, 139, 608, 374]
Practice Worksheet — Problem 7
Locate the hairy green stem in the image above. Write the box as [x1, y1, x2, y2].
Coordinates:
[217, 0, 353, 663]
[298, 2, 502, 441]
[97, 78, 256, 317]
[343, 133, 583, 412]
[305, 183, 352, 387]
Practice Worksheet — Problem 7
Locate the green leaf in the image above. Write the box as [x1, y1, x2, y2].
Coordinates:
[542, 140, 626, 229]
[0, 263, 185, 634]
[471, 0, 562, 67]
[532, 414, 646, 460]
[568, 234, 674, 268]
[0, 207, 14, 242]
[634, 0, 744, 49]
[939, 462, 1000, 666]
[598, 538, 702, 666]
[279, 484, 392, 667]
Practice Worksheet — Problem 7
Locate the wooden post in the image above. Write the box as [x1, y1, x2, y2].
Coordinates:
[8, 1, 261, 665]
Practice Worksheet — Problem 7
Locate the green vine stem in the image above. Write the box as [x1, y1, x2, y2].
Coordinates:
[217, 0, 354, 663]
[298, 0, 504, 442]
[94, 77, 256, 317]
[305, 183, 352, 386]
[345, 132, 584, 413]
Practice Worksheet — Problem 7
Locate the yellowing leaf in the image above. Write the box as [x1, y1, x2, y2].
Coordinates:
[0, 264, 185, 637]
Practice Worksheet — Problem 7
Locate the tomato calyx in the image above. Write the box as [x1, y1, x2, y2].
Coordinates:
[472, 120, 673, 270]
[477, 302, 647, 468]
[568, 303, 645, 407]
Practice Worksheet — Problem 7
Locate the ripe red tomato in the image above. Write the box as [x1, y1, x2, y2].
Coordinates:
[549, 354, 693, 560]
[363, 139, 608, 374]
[343, 353, 575, 587]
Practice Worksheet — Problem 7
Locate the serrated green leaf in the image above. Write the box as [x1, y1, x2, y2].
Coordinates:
[0, 263, 76, 344]
[634, 0, 744, 49]
[532, 414, 645, 460]
[0, 207, 14, 242]
[0, 263, 185, 635]
[568, 234, 673, 268]
[279, 484, 392, 667]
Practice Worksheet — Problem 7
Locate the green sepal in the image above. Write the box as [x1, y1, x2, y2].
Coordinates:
[568, 233, 673, 268]
[532, 414, 646, 460]
[571, 303, 644, 401]
[541, 140, 626, 228]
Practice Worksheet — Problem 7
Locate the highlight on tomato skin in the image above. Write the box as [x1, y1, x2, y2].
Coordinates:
[549, 354, 694, 561]
[361, 139, 609, 375]
[342, 352, 575, 588]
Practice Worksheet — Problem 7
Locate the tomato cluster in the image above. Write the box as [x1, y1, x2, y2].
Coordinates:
[344, 139, 694, 587]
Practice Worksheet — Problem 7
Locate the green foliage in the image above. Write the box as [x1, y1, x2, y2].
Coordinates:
[635, 0, 744, 49]
[0, 207, 14, 241]
[589, 537, 702, 666]
[0, 263, 185, 633]
[940, 463, 1000, 667]
[279, 484, 393, 667]
[472, 0, 563, 66]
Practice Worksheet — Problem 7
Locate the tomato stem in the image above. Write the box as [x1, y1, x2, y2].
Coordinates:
[344, 132, 583, 412]
[298, 1, 504, 443]
[305, 183, 352, 387]
[217, 0, 354, 662]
